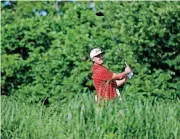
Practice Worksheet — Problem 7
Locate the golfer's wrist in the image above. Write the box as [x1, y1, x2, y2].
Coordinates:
[124, 71, 130, 75]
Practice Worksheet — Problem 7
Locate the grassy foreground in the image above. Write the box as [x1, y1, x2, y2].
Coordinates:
[1, 94, 180, 139]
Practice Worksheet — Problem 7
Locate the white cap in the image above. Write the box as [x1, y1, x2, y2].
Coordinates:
[90, 48, 103, 60]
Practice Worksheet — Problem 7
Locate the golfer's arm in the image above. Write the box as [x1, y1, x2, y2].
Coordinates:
[116, 76, 128, 87]
[112, 72, 127, 80]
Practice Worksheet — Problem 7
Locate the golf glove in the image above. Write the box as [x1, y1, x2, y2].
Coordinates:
[127, 71, 133, 79]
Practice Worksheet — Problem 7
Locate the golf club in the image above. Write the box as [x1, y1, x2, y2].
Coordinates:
[96, 11, 133, 79]
[96, 12, 126, 64]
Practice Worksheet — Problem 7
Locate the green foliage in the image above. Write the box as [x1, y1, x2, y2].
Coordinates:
[1, 54, 24, 95]
[1, 1, 179, 103]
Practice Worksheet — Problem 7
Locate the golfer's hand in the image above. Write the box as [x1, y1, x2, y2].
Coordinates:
[125, 66, 131, 74]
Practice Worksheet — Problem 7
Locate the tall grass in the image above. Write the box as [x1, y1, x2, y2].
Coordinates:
[1, 94, 180, 139]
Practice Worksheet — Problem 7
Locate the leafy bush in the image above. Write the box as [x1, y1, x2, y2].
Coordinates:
[1, 1, 179, 103]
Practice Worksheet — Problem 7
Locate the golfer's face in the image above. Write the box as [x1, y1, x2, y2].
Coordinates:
[93, 53, 103, 65]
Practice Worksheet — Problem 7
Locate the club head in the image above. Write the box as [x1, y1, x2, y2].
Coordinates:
[96, 12, 104, 16]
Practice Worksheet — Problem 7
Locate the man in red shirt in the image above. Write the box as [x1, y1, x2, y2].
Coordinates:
[90, 48, 132, 103]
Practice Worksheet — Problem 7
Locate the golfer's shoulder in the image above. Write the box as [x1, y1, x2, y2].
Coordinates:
[99, 66, 111, 75]
[93, 65, 104, 74]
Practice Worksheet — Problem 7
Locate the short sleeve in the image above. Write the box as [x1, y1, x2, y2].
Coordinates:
[99, 67, 113, 81]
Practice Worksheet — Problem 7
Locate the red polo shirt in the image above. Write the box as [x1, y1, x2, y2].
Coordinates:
[92, 63, 117, 99]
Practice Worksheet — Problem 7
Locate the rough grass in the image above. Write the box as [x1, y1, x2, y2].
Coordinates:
[1, 94, 180, 139]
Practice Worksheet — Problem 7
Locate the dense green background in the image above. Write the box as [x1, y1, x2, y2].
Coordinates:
[1, 1, 179, 102]
[1, 1, 180, 138]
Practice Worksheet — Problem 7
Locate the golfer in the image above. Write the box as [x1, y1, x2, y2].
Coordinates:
[90, 48, 132, 103]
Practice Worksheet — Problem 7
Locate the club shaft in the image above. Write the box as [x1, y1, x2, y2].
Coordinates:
[103, 16, 127, 65]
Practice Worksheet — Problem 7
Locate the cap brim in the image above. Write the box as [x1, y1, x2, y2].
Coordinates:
[95, 51, 104, 57]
